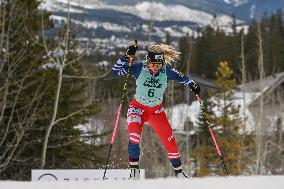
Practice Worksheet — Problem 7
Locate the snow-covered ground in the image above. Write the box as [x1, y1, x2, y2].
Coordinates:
[1, 176, 284, 189]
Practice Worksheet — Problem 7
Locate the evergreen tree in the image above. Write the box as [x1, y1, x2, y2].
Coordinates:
[178, 36, 190, 71]
[165, 31, 172, 45]
[244, 19, 260, 81]
[192, 89, 217, 176]
[193, 26, 217, 79]
[0, 0, 54, 179]
[192, 62, 254, 176]
[189, 11, 284, 82]
[227, 14, 242, 81]
[0, 0, 105, 180]
[267, 10, 284, 73]
[171, 35, 193, 104]
[192, 26, 233, 80]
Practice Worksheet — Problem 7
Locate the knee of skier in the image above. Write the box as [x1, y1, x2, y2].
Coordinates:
[127, 114, 142, 124]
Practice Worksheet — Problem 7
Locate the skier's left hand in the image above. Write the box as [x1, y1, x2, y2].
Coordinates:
[190, 82, 200, 95]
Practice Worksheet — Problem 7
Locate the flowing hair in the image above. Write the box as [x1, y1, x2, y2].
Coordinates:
[148, 44, 181, 65]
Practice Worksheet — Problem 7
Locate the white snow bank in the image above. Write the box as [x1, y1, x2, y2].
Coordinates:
[1, 176, 283, 189]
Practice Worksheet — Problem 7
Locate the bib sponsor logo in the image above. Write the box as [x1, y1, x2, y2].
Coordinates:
[143, 77, 163, 88]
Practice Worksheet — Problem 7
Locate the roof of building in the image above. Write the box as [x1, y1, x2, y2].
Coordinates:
[237, 72, 284, 92]
[237, 71, 284, 105]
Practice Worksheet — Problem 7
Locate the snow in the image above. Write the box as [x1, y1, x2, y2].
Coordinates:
[40, 63, 61, 70]
[250, 4, 256, 19]
[133, 2, 227, 26]
[1, 176, 284, 189]
[166, 102, 201, 132]
[97, 60, 110, 67]
[50, 15, 132, 33]
[75, 119, 107, 145]
[39, 0, 248, 50]
[39, 0, 87, 13]
[167, 89, 268, 133]
[233, 91, 261, 132]
[223, 0, 248, 7]
[40, 0, 245, 29]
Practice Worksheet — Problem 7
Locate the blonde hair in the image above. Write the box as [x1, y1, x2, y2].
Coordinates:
[148, 44, 180, 65]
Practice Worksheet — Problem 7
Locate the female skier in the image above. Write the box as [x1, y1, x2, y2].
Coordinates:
[112, 41, 200, 179]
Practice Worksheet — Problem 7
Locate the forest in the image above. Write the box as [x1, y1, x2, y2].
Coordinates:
[0, 0, 283, 180]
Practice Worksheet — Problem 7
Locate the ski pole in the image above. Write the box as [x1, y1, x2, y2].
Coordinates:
[195, 94, 229, 176]
[103, 42, 137, 180]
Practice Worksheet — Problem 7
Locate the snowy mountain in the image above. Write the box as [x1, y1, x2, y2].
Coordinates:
[39, 0, 283, 55]
[99, 0, 284, 20]
[223, 0, 248, 7]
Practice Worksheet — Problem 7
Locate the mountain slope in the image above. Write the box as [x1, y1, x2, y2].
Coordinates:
[100, 0, 284, 21]
[41, 0, 243, 41]
[40, 0, 283, 55]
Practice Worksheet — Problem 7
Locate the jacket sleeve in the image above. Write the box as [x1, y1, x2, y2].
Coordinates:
[112, 56, 142, 79]
[112, 56, 129, 76]
[166, 65, 196, 87]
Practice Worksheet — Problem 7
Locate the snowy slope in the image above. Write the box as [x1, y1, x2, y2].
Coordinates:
[39, 0, 248, 56]
[40, 0, 284, 43]
[39, 0, 283, 56]
[79, 0, 284, 21]
[41, 0, 241, 27]
[1, 176, 284, 189]
[42, 0, 284, 22]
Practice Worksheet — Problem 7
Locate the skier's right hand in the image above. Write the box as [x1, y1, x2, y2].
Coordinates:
[125, 40, 138, 57]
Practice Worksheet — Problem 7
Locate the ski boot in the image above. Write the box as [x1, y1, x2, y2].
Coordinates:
[174, 169, 190, 179]
[129, 164, 140, 180]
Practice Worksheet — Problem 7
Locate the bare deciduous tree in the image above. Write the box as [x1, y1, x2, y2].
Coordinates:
[256, 22, 265, 174]
[39, 0, 93, 168]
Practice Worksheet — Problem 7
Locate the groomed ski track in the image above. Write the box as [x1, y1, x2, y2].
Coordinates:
[0, 176, 283, 189]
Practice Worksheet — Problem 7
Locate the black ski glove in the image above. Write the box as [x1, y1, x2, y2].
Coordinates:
[125, 40, 138, 56]
[190, 82, 200, 95]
